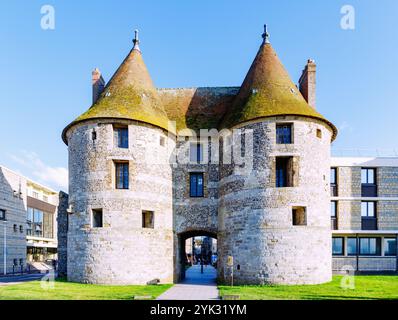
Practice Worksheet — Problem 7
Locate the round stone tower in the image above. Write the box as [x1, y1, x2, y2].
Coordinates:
[217, 27, 337, 285]
[62, 32, 175, 284]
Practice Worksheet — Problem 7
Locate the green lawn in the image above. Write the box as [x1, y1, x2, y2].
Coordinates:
[0, 279, 172, 300]
[219, 275, 398, 300]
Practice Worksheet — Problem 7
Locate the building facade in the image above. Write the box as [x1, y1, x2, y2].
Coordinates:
[0, 165, 59, 275]
[331, 157, 398, 273]
[61, 27, 343, 285]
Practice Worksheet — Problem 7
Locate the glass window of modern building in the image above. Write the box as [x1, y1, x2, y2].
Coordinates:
[384, 238, 397, 256]
[332, 237, 344, 255]
[359, 237, 381, 256]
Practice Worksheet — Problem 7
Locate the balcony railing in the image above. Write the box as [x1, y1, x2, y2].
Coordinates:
[361, 184, 377, 197]
[361, 217, 378, 230]
[331, 218, 338, 230]
[330, 184, 338, 197]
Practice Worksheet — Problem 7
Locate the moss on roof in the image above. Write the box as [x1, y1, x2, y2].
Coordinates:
[219, 43, 337, 139]
[63, 48, 171, 143]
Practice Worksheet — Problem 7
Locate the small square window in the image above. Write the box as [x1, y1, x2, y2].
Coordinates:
[316, 129, 322, 139]
[276, 124, 292, 144]
[160, 136, 165, 146]
[142, 211, 154, 229]
[92, 209, 103, 228]
[292, 207, 307, 226]
[0, 209, 5, 221]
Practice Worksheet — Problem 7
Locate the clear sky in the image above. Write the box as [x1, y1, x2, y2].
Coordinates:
[1, 0, 397, 191]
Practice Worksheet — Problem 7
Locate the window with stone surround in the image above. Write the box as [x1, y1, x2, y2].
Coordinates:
[190, 173, 204, 197]
[113, 125, 129, 149]
[92, 209, 103, 228]
[276, 157, 295, 187]
[292, 206, 307, 226]
[276, 123, 292, 144]
[115, 162, 129, 190]
[190, 142, 204, 163]
[142, 211, 154, 229]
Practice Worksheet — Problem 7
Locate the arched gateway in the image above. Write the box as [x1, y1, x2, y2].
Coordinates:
[61, 26, 337, 285]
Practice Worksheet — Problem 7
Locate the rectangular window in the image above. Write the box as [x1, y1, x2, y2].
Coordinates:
[43, 212, 53, 238]
[361, 168, 375, 184]
[43, 195, 49, 203]
[276, 157, 294, 188]
[292, 207, 306, 226]
[33, 209, 43, 237]
[347, 238, 358, 256]
[361, 201, 377, 230]
[32, 191, 39, 199]
[332, 237, 344, 256]
[276, 124, 292, 144]
[0, 209, 5, 221]
[190, 143, 203, 163]
[114, 126, 129, 148]
[190, 173, 204, 197]
[361, 201, 375, 217]
[92, 209, 103, 228]
[115, 162, 129, 189]
[361, 168, 377, 197]
[384, 238, 397, 256]
[26, 208, 33, 235]
[331, 201, 337, 230]
[359, 237, 381, 255]
[330, 168, 338, 196]
[142, 211, 154, 229]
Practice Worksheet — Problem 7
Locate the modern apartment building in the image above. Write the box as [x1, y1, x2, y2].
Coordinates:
[331, 157, 398, 273]
[0, 165, 59, 274]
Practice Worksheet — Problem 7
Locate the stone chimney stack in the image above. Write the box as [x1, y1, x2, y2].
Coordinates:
[92, 68, 105, 104]
[298, 59, 316, 109]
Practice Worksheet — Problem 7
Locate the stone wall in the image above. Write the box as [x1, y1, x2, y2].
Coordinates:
[0, 166, 27, 274]
[66, 120, 175, 284]
[57, 191, 69, 277]
[218, 116, 333, 285]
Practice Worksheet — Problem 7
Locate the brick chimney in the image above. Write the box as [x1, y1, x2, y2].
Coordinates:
[298, 59, 316, 109]
[92, 68, 105, 104]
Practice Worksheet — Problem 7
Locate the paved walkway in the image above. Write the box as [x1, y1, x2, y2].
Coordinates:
[157, 265, 219, 300]
[0, 273, 48, 286]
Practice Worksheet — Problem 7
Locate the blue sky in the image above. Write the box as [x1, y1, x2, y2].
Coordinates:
[0, 0, 397, 191]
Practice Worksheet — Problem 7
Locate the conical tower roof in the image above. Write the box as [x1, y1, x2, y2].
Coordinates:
[220, 26, 337, 140]
[63, 31, 171, 143]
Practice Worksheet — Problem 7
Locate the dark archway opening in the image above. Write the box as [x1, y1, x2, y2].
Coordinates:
[178, 230, 217, 283]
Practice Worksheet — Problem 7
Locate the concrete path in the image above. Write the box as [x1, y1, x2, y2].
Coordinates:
[0, 273, 48, 286]
[157, 265, 219, 300]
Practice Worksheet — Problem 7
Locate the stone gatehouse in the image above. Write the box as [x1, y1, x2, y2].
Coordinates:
[60, 27, 338, 285]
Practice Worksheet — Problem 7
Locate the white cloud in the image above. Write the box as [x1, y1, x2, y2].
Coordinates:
[8, 151, 68, 191]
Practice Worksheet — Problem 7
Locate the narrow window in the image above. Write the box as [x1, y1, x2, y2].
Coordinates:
[384, 238, 397, 256]
[330, 168, 338, 196]
[13, 224, 17, 232]
[19, 259, 23, 266]
[26, 208, 33, 235]
[331, 201, 337, 230]
[190, 142, 203, 163]
[276, 157, 294, 187]
[115, 162, 129, 189]
[276, 124, 292, 144]
[13, 259, 18, 266]
[190, 173, 204, 197]
[113, 125, 129, 148]
[0, 209, 5, 221]
[316, 128, 322, 139]
[19, 225, 23, 233]
[92, 129, 97, 141]
[359, 237, 381, 256]
[292, 207, 307, 226]
[142, 211, 154, 229]
[43, 195, 48, 203]
[92, 209, 103, 228]
[160, 136, 165, 147]
[332, 237, 344, 256]
[347, 238, 358, 256]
